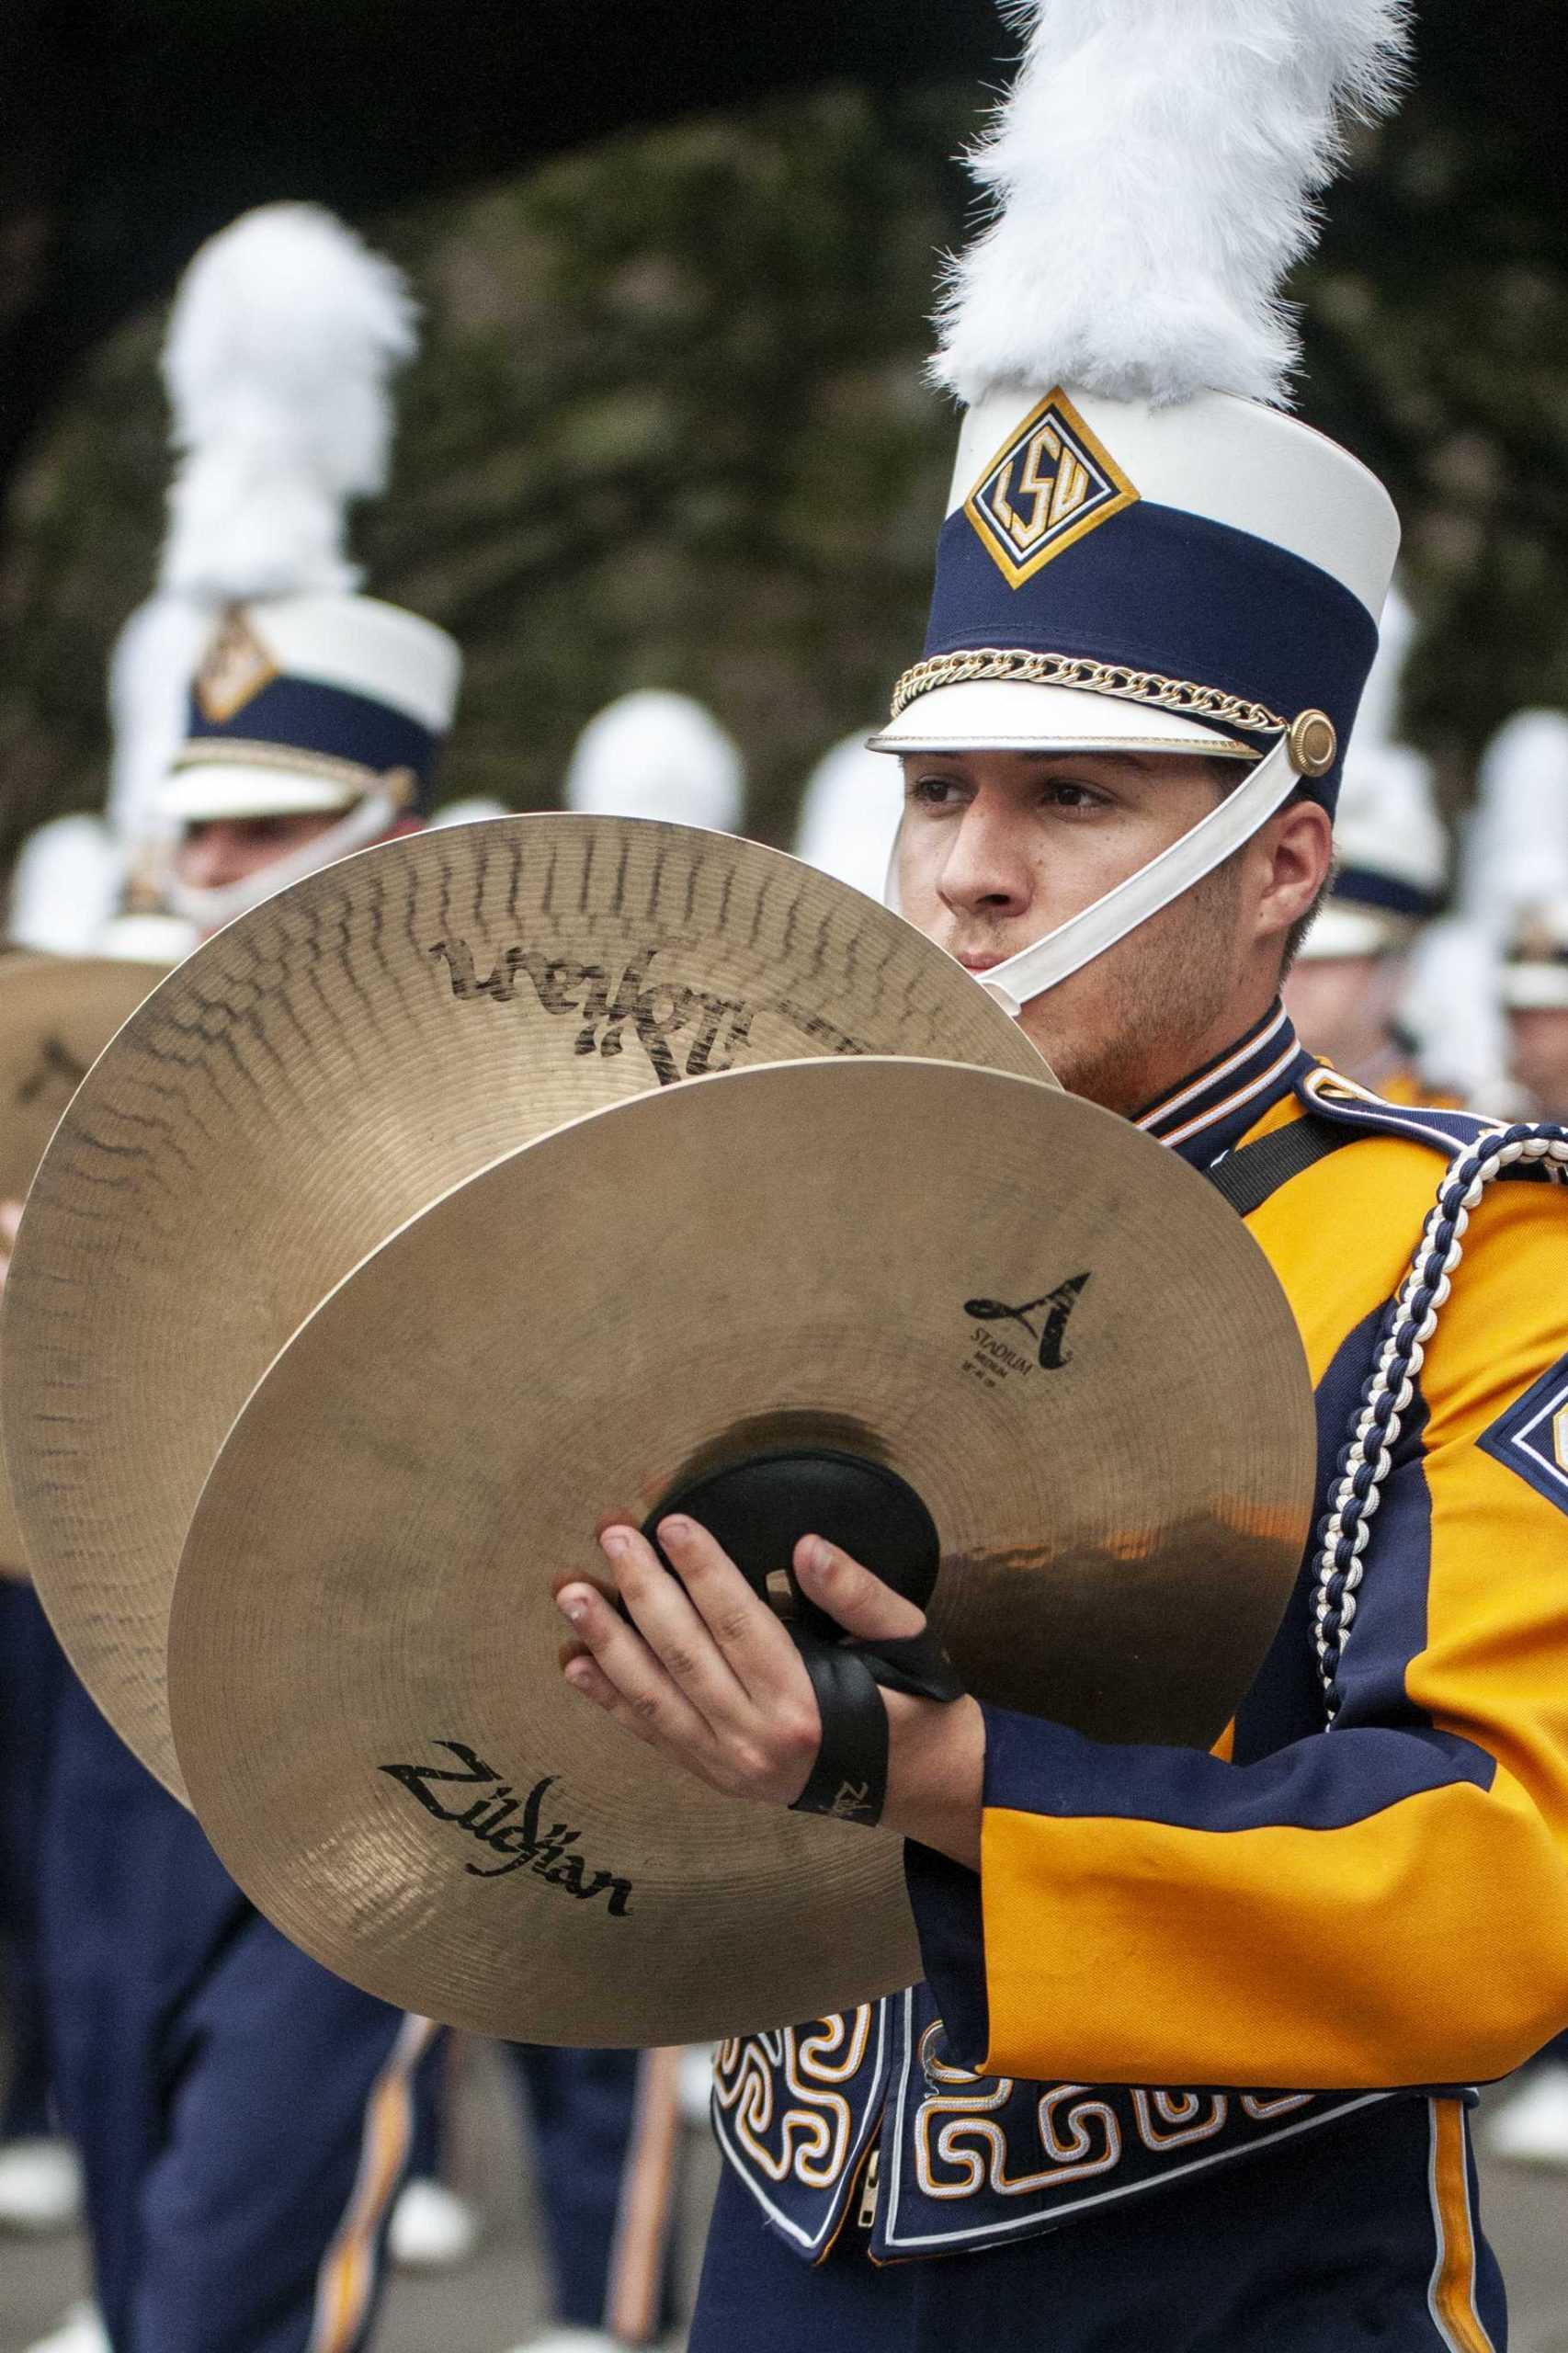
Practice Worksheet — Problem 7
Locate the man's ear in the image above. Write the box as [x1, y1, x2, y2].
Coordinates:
[1254, 795, 1332, 952]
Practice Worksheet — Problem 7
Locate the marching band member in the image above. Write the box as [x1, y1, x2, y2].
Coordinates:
[17, 202, 452, 2353]
[1283, 760, 1448, 1097]
[1473, 714, 1568, 1128]
[554, 5, 1568, 2347]
[1283, 585, 1449, 1097]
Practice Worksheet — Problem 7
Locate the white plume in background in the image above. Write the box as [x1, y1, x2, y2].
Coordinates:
[1334, 740, 1446, 896]
[159, 201, 417, 602]
[934, 0, 1412, 409]
[106, 596, 218, 851]
[1402, 919, 1518, 1117]
[1460, 709, 1568, 937]
[7, 815, 124, 953]
[794, 733, 904, 901]
[564, 691, 744, 834]
[1351, 579, 1415, 751]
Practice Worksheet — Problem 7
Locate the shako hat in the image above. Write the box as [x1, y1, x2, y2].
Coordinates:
[870, 0, 1412, 1013]
[111, 204, 460, 906]
[1297, 741, 1446, 960]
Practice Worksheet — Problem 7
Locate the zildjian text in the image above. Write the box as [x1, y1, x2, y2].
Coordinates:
[380, 1741, 634, 1915]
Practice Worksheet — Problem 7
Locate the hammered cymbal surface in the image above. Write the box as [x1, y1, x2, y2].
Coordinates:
[0, 954, 168, 1573]
[167, 1056, 1314, 2046]
[2, 820, 1048, 1792]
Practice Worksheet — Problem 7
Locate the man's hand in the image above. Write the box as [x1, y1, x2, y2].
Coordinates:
[0, 1200, 21, 1301]
[556, 1517, 984, 1870]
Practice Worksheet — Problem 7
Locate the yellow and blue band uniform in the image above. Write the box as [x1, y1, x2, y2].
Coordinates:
[695, 1002, 1568, 2351]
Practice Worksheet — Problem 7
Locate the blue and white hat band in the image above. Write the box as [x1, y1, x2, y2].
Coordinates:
[180, 673, 438, 805]
[911, 495, 1377, 800]
[871, 385, 1401, 816]
[163, 593, 461, 824]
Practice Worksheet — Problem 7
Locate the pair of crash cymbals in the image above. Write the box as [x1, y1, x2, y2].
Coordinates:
[5, 818, 1315, 2045]
[3, 815, 1048, 1786]
[0, 951, 170, 1572]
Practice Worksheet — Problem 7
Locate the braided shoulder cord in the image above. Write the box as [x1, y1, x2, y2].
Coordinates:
[1313, 1120, 1568, 1723]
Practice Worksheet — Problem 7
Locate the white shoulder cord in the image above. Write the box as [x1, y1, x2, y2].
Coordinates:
[1312, 1119, 1568, 1722]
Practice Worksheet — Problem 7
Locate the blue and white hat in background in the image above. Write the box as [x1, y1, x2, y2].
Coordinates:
[1297, 741, 1446, 961]
[97, 203, 463, 931]
[165, 593, 460, 824]
[793, 732, 903, 902]
[869, 0, 1412, 1016]
[1451, 710, 1568, 1012]
[1296, 585, 1447, 961]
[564, 690, 744, 835]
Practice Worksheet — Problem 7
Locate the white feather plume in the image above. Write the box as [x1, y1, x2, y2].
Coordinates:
[564, 692, 744, 834]
[934, 0, 1412, 409]
[7, 815, 124, 953]
[158, 201, 416, 601]
[1459, 708, 1568, 937]
[105, 594, 219, 850]
[1351, 579, 1415, 751]
[793, 733, 903, 900]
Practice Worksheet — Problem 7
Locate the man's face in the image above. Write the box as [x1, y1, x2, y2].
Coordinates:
[172, 812, 341, 893]
[894, 747, 1259, 1111]
[1507, 1006, 1568, 1120]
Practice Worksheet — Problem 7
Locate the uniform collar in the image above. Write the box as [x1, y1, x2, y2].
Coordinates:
[1132, 1001, 1312, 1170]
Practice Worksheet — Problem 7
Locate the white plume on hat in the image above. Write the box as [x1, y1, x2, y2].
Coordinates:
[159, 202, 416, 604]
[794, 733, 903, 902]
[1460, 708, 1568, 938]
[564, 692, 744, 834]
[6, 815, 123, 953]
[1402, 918, 1519, 1115]
[934, 0, 1412, 411]
[106, 202, 424, 870]
[1351, 579, 1415, 751]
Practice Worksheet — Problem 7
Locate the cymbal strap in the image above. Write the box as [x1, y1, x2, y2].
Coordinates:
[789, 1627, 964, 1829]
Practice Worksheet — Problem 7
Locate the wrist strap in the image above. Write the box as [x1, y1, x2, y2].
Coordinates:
[789, 1626, 964, 1827]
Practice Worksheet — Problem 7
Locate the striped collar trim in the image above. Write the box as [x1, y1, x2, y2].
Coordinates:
[1134, 1003, 1312, 1167]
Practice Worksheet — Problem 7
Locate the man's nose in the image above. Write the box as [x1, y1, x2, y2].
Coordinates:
[937, 802, 1033, 917]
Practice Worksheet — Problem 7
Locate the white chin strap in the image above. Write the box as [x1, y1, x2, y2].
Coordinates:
[164, 785, 405, 935]
[968, 733, 1304, 1017]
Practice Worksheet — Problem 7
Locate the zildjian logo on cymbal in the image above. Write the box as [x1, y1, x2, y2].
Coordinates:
[380, 1741, 634, 1916]
[428, 937, 868, 1087]
[963, 1273, 1092, 1370]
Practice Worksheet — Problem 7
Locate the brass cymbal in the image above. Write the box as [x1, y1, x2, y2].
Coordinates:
[2, 819, 1048, 1792]
[167, 1055, 1313, 2046]
[0, 952, 168, 1574]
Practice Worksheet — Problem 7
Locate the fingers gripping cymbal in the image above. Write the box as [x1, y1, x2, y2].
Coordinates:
[0, 954, 169, 1574]
[1, 820, 1048, 1793]
[167, 1056, 1313, 2046]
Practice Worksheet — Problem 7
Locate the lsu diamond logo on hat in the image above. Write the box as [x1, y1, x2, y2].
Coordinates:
[965, 389, 1139, 588]
[195, 608, 279, 724]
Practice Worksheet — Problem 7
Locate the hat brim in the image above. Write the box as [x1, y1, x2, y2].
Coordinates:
[866, 681, 1257, 759]
[162, 765, 366, 823]
[1503, 964, 1568, 1011]
[1294, 904, 1415, 961]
